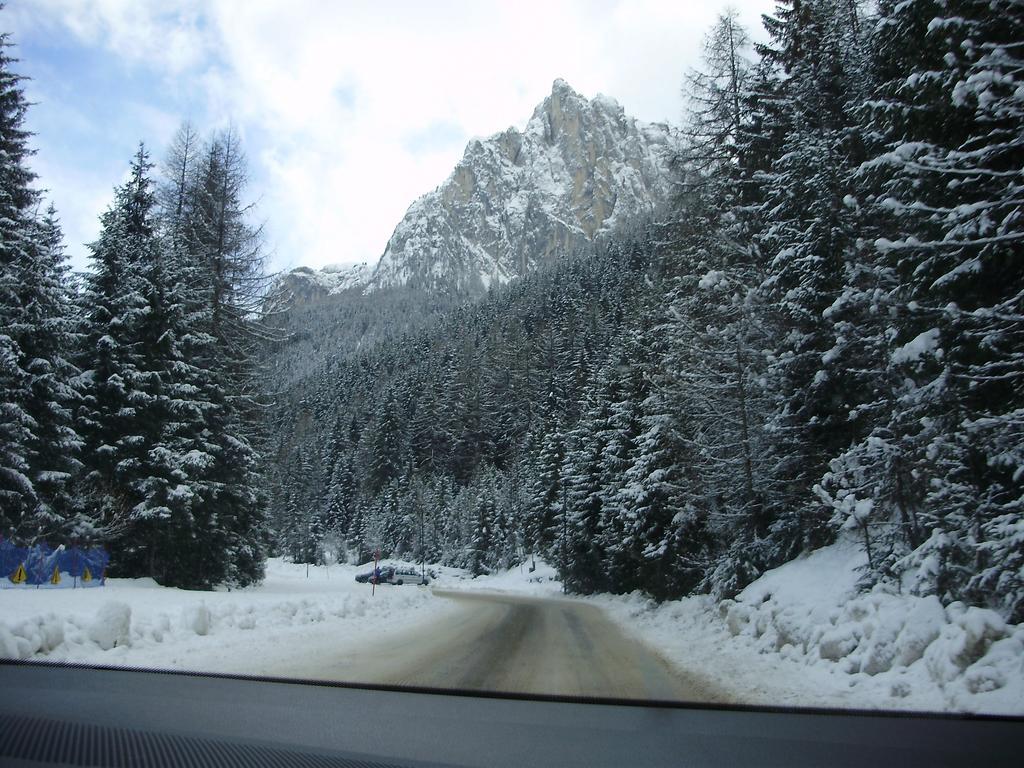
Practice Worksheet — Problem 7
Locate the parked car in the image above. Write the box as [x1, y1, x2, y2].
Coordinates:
[354, 567, 385, 584]
[355, 566, 429, 586]
[391, 567, 429, 586]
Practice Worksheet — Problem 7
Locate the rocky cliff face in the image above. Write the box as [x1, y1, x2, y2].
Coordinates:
[279, 80, 679, 302]
[366, 79, 680, 296]
[275, 262, 371, 306]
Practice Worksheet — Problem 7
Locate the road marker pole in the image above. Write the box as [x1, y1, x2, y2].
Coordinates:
[372, 549, 380, 596]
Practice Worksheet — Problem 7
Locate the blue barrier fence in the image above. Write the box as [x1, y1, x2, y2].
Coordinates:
[0, 539, 109, 588]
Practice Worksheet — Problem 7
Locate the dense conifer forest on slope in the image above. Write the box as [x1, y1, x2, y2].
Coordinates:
[2, 1, 1022, 624]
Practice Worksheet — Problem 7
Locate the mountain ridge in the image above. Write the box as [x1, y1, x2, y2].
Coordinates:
[282, 79, 680, 301]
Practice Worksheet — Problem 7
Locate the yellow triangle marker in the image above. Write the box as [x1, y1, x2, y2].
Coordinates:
[82, 566, 92, 583]
[50, 566, 61, 585]
[10, 563, 26, 584]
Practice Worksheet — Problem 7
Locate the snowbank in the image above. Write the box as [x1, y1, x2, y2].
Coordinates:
[589, 540, 1024, 715]
[0, 558, 442, 676]
[88, 602, 131, 650]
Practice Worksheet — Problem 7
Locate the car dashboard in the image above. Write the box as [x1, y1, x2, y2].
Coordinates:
[0, 660, 1018, 767]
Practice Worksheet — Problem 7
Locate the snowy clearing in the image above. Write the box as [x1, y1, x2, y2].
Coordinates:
[0, 558, 455, 677]
[432, 559, 563, 597]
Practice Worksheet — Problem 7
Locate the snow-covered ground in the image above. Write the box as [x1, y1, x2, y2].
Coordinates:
[0, 555, 558, 680]
[0, 558, 451, 677]
[432, 559, 563, 596]
[3, 547, 1022, 715]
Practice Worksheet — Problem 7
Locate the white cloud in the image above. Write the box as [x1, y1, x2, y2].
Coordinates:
[18, 0, 212, 74]
[14, 0, 775, 271]
[30, 154, 113, 266]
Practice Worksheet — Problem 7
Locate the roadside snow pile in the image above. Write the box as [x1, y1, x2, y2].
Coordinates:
[180, 603, 211, 636]
[0, 558, 439, 674]
[88, 601, 131, 650]
[722, 541, 1024, 713]
[593, 539, 1024, 715]
[0, 612, 66, 658]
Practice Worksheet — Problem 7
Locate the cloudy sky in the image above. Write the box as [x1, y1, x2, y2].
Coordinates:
[7, 0, 773, 273]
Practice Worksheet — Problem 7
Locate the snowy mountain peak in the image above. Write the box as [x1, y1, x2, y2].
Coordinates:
[551, 76, 574, 93]
[276, 262, 371, 305]
[528, 78, 620, 138]
[366, 79, 680, 297]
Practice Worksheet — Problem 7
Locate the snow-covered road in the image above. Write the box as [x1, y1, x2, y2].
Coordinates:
[270, 590, 731, 702]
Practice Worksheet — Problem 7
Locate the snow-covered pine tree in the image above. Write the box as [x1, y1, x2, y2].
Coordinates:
[848, 0, 1024, 620]
[682, 9, 754, 186]
[362, 388, 405, 494]
[490, 469, 518, 570]
[180, 128, 278, 515]
[133, 174, 238, 587]
[20, 208, 86, 540]
[753, 0, 869, 565]
[467, 468, 497, 576]
[671, 11, 778, 597]
[595, 332, 650, 594]
[409, 371, 448, 474]
[80, 147, 187, 582]
[813, 2, 932, 584]
[448, 338, 492, 482]
[79, 144, 267, 588]
[814, 211, 931, 585]
[158, 121, 201, 240]
[668, 255, 776, 598]
[525, 416, 565, 563]
[479, 327, 517, 468]
[324, 441, 358, 543]
[616, 305, 714, 600]
[0, 32, 84, 541]
[561, 380, 617, 594]
[77, 146, 157, 542]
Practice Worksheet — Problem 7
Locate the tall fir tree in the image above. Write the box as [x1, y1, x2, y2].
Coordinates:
[826, 0, 1024, 619]
[77, 146, 157, 541]
[20, 208, 85, 540]
[753, 0, 869, 564]
[0, 32, 85, 540]
[79, 145, 267, 587]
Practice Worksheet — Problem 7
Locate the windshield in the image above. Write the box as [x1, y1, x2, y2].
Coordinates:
[1, 0, 1022, 719]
